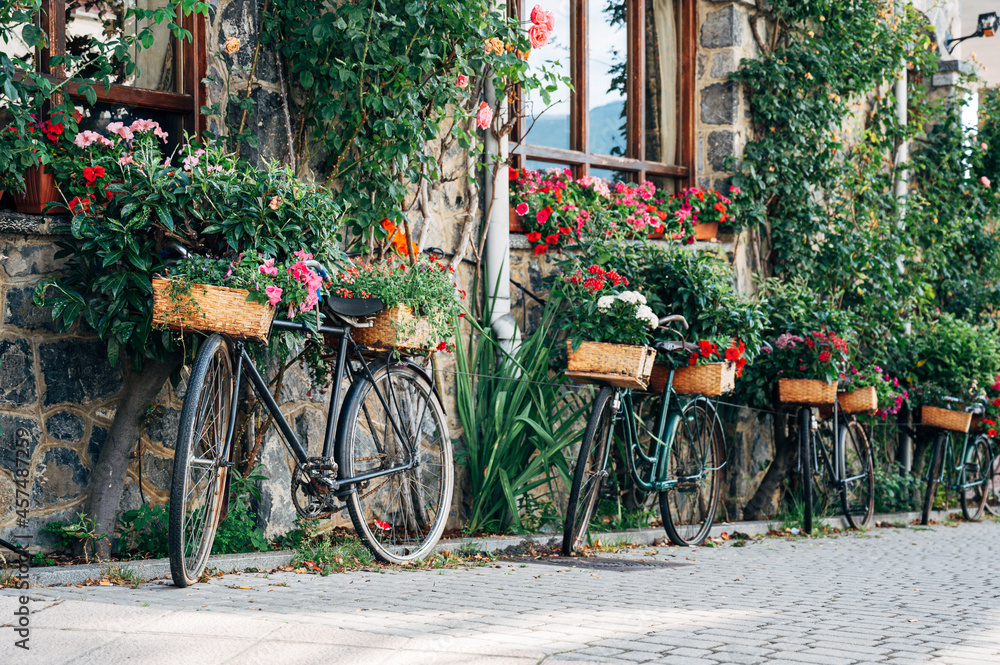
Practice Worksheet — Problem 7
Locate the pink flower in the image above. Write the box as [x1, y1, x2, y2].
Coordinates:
[982, 176, 991, 188]
[118, 153, 134, 166]
[536, 207, 551, 224]
[982, 142, 988, 150]
[207, 165, 224, 173]
[293, 250, 314, 261]
[730, 185, 741, 196]
[530, 5, 546, 24]
[259, 258, 278, 277]
[542, 11, 555, 31]
[528, 24, 549, 49]
[182, 154, 200, 171]
[515, 202, 528, 216]
[456, 74, 469, 88]
[74, 130, 102, 148]
[476, 101, 493, 130]
[106, 122, 134, 141]
[265, 285, 282, 306]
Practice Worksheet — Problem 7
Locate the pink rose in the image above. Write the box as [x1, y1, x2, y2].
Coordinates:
[265, 285, 282, 306]
[456, 74, 469, 88]
[528, 24, 549, 49]
[530, 5, 546, 24]
[542, 11, 555, 32]
[515, 202, 528, 216]
[476, 101, 493, 130]
[982, 176, 991, 188]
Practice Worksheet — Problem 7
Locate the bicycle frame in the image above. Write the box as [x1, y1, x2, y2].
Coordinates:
[222, 318, 423, 493]
[934, 430, 983, 494]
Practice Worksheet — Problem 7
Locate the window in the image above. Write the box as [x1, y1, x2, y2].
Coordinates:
[513, 0, 693, 188]
[12, 1, 203, 144]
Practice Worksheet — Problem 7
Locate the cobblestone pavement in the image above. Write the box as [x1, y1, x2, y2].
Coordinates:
[2, 520, 999, 665]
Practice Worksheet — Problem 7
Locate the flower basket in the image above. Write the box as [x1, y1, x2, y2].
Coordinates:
[15, 165, 67, 214]
[920, 405, 971, 433]
[566, 341, 656, 390]
[152, 278, 275, 343]
[778, 378, 837, 406]
[352, 305, 434, 352]
[837, 386, 878, 415]
[649, 361, 735, 396]
[692, 221, 718, 241]
[509, 206, 527, 233]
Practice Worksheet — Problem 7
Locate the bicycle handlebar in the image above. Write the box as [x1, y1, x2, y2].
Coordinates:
[658, 314, 689, 330]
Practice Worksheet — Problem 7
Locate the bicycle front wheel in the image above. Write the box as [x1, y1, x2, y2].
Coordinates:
[960, 434, 991, 521]
[169, 335, 234, 587]
[839, 417, 875, 529]
[921, 432, 946, 525]
[337, 362, 453, 564]
[660, 398, 723, 546]
[562, 385, 616, 556]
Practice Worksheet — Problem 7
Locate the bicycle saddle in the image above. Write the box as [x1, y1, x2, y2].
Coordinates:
[654, 340, 700, 354]
[324, 295, 384, 318]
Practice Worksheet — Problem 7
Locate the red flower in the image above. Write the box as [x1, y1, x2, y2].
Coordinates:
[990, 429, 998, 438]
[436, 341, 448, 352]
[819, 350, 831, 362]
[509, 168, 519, 181]
[725, 346, 740, 362]
[698, 340, 715, 359]
[526, 232, 542, 243]
[42, 120, 64, 142]
[82, 165, 106, 185]
[545, 234, 560, 246]
[558, 226, 572, 235]
[688, 353, 698, 367]
[533, 244, 547, 255]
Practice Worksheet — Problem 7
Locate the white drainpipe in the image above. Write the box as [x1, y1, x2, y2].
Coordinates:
[484, 74, 521, 357]
[895, 58, 913, 474]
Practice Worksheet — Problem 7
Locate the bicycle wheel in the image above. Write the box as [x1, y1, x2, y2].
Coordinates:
[337, 361, 453, 564]
[839, 417, 875, 529]
[799, 407, 814, 534]
[960, 434, 991, 521]
[562, 385, 615, 556]
[660, 398, 724, 546]
[169, 335, 234, 587]
[985, 447, 1000, 516]
[921, 432, 946, 525]
[613, 392, 660, 512]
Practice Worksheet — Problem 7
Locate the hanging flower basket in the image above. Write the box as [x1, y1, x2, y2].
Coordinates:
[566, 341, 656, 390]
[778, 378, 837, 406]
[920, 405, 971, 433]
[15, 165, 67, 214]
[649, 362, 735, 396]
[152, 278, 275, 343]
[352, 305, 434, 352]
[837, 386, 878, 414]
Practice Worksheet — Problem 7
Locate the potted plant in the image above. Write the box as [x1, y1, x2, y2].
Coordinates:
[838, 363, 908, 417]
[763, 330, 851, 406]
[657, 185, 742, 242]
[555, 264, 658, 389]
[1, 111, 79, 214]
[328, 253, 464, 353]
[649, 337, 746, 396]
[509, 167, 582, 255]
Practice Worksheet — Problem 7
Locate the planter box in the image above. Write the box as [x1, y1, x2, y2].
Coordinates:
[152, 279, 275, 343]
[920, 406, 971, 433]
[649, 361, 735, 396]
[509, 207, 527, 233]
[693, 221, 718, 241]
[837, 386, 878, 414]
[352, 305, 434, 352]
[15, 165, 67, 214]
[566, 341, 656, 390]
[778, 378, 837, 406]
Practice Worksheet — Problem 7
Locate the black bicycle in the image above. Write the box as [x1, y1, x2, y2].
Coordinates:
[167, 259, 453, 587]
[920, 400, 992, 524]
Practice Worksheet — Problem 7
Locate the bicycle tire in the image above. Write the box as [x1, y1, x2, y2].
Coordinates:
[839, 417, 875, 529]
[562, 385, 615, 556]
[660, 398, 723, 546]
[799, 407, 814, 534]
[337, 361, 453, 564]
[169, 335, 234, 587]
[921, 432, 946, 525]
[985, 446, 1000, 517]
[960, 434, 991, 521]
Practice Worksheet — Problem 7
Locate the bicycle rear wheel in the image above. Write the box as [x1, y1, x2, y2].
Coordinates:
[337, 361, 453, 564]
[660, 398, 723, 546]
[960, 434, 991, 521]
[562, 385, 616, 556]
[169, 335, 234, 587]
[921, 432, 946, 525]
[985, 447, 1000, 516]
[799, 407, 814, 534]
[839, 417, 875, 529]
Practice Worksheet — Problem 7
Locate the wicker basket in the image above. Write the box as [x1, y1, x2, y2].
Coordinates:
[778, 378, 837, 406]
[352, 305, 434, 352]
[566, 341, 656, 390]
[921, 405, 972, 433]
[152, 279, 274, 343]
[837, 386, 878, 415]
[648, 361, 735, 396]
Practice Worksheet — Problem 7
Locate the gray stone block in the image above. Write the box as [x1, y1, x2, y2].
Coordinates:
[0, 242, 60, 277]
[4, 284, 58, 332]
[143, 406, 180, 450]
[701, 81, 739, 125]
[0, 337, 36, 406]
[707, 131, 736, 171]
[39, 338, 122, 406]
[0, 414, 40, 474]
[31, 447, 91, 503]
[701, 5, 742, 49]
[711, 51, 736, 78]
[46, 411, 86, 442]
[139, 451, 174, 491]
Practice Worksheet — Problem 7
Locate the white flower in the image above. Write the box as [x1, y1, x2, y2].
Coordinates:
[618, 291, 646, 306]
[635, 305, 658, 329]
[597, 295, 615, 312]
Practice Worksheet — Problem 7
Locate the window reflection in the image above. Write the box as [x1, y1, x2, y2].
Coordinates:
[522, 0, 571, 150]
[645, 0, 678, 165]
[590, 0, 627, 157]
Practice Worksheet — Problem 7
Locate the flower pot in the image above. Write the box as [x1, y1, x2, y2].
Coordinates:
[509, 206, 528, 233]
[920, 405, 971, 433]
[352, 305, 434, 352]
[15, 165, 67, 214]
[778, 378, 837, 406]
[152, 278, 275, 343]
[837, 386, 878, 415]
[649, 361, 736, 396]
[692, 221, 718, 241]
[566, 341, 656, 390]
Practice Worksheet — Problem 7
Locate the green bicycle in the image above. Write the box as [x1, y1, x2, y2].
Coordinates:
[562, 315, 726, 554]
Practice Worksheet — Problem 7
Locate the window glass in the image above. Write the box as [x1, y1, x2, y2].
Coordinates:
[78, 102, 184, 155]
[589, 0, 627, 157]
[525, 159, 574, 177]
[589, 167, 630, 183]
[522, 0, 571, 150]
[645, 0, 678, 164]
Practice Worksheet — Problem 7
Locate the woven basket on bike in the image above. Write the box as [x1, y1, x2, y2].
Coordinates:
[565, 341, 656, 390]
[152, 278, 275, 343]
[648, 361, 735, 396]
[920, 405, 971, 433]
[351, 305, 434, 352]
[777, 378, 837, 406]
[837, 386, 878, 415]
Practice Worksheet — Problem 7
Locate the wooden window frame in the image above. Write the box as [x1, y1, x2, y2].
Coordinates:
[33, 1, 205, 133]
[511, 0, 694, 183]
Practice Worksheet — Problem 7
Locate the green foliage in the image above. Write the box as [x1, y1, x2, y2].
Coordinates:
[41, 512, 107, 561]
[873, 464, 924, 513]
[212, 466, 270, 555]
[291, 533, 375, 575]
[115, 503, 169, 559]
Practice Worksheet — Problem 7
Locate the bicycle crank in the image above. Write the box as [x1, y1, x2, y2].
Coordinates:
[291, 457, 341, 519]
